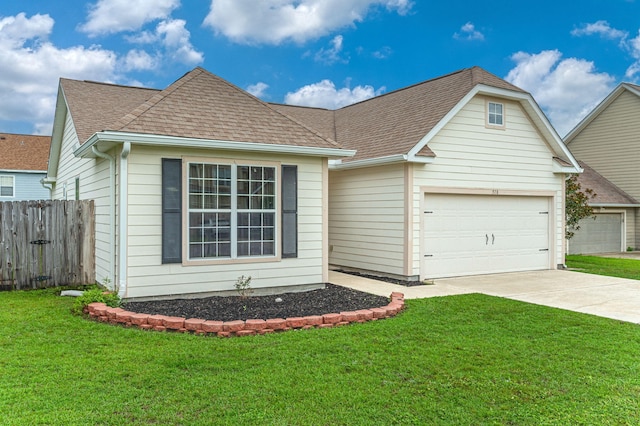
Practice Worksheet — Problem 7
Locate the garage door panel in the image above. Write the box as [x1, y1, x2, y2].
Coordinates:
[422, 194, 551, 278]
[568, 213, 623, 254]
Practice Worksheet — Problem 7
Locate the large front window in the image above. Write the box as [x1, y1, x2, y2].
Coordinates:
[187, 162, 276, 260]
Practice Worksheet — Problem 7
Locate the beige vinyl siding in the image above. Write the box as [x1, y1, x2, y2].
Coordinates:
[125, 146, 325, 298]
[567, 90, 640, 200]
[52, 109, 113, 285]
[411, 95, 565, 275]
[635, 209, 640, 249]
[328, 164, 407, 276]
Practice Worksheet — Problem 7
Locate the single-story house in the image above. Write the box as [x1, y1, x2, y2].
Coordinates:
[46, 67, 354, 299]
[568, 162, 639, 254]
[273, 67, 581, 280]
[0, 133, 51, 201]
[565, 83, 640, 252]
[46, 66, 581, 299]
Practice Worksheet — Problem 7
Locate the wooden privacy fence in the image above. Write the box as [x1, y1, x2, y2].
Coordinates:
[0, 200, 95, 290]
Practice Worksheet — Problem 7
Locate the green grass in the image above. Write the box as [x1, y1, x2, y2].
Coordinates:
[1, 289, 640, 425]
[566, 254, 640, 280]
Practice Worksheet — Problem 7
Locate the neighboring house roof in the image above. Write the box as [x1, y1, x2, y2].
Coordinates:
[576, 161, 640, 206]
[0, 133, 51, 171]
[61, 67, 340, 150]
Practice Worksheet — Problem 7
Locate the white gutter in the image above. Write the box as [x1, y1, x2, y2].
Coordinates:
[91, 145, 116, 292]
[329, 154, 434, 170]
[591, 203, 640, 208]
[76, 131, 355, 159]
[118, 142, 131, 298]
[2, 169, 48, 174]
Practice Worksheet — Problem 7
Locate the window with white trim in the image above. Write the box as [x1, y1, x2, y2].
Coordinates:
[0, 175, 14, 197]
[187, 162, 276, 260]
[488, 102, 504, 126]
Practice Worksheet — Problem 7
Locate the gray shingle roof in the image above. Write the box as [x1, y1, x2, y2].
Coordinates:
[62, 68, 340, 150]
[576, 161, 639, 205]
[61, 79, 159, 144]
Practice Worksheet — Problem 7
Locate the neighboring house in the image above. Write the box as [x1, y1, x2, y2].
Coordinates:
[0, 133, 51, 201]
[46, 67, 354, 299]
[565, 83, 640, 252]
[47, 66, 581, 299]
[273, 67, 581, 280]
[568, 162, 639, 254]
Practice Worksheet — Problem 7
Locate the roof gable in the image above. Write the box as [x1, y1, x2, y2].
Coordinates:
[565, 83, 640, 144]
[332, 66, 524, 161]
[109, 68, 338, 150]
[0, 133, 51, 171]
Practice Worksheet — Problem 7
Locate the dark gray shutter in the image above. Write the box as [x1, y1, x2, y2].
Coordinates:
[162, 158, 182, 263]
[281, 165, 297, 258]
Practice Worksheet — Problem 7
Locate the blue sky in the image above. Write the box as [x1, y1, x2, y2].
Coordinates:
[1, 0, 639, 136]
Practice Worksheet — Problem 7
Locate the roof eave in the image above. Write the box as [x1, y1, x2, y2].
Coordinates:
[329, 153, 434, 170]
[75, 131, 356, 159]
[47, 83, 68, 178]
[590, 203, 640, 208]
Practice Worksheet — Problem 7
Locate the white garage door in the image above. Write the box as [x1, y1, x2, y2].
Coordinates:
[422, 194, 551, 278]
[568, 213, 623, 254]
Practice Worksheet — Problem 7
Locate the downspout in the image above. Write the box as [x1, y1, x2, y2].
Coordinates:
[118, 142, 131, 298]
[91, 145, 116, 291]
[40, 178, 54, 197]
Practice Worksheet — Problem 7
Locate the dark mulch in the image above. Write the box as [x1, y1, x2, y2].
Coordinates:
[123, 284, 390, 322]
[334, 270, 424, 287]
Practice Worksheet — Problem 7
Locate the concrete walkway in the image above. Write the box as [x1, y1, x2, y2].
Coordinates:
[329, 269, 640, 324]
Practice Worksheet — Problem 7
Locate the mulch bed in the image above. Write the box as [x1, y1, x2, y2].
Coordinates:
[123, 284, 390, 322]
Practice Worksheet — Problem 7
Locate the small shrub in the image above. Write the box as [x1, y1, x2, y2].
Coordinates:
[71, 287, 121, 316]
[234, 275, 253, 299]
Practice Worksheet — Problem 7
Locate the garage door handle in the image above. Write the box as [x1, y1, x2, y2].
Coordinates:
[492, 234, 495, 245]
[485, 234, 488, 245]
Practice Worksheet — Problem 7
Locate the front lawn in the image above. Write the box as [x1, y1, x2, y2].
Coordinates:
[566, 254, 640, 280]
[1, 289, 639, 425]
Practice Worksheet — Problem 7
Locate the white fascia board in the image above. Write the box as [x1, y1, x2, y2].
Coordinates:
[47, 84, 68, 178]
[75, 131, 355, 159]
[0, 169, 47, 174]
[329, 153, 435, 170]
[553, 163, 583, 174]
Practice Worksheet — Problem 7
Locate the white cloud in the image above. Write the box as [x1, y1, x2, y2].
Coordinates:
[571, 20, 627, 40]
[247, 82, 269, 98]
[121, 49, 158, 71]
[314, 35, 348, 64]
[284, 79, 385, 109]
[453, 22, 484, 41]
[0, 13, 118, 134]
[124, 19, 203, 67]
[203, 0, 414, 45]
[79, 0, 180, 36]
[156, 19, 203, 65]
[506, 50, 615, 136]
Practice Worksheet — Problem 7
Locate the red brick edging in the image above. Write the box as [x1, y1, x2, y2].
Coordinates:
[86, 292, 405, 337]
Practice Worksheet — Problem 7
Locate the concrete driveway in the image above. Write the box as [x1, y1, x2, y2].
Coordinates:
[330, 269, 640, 324]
